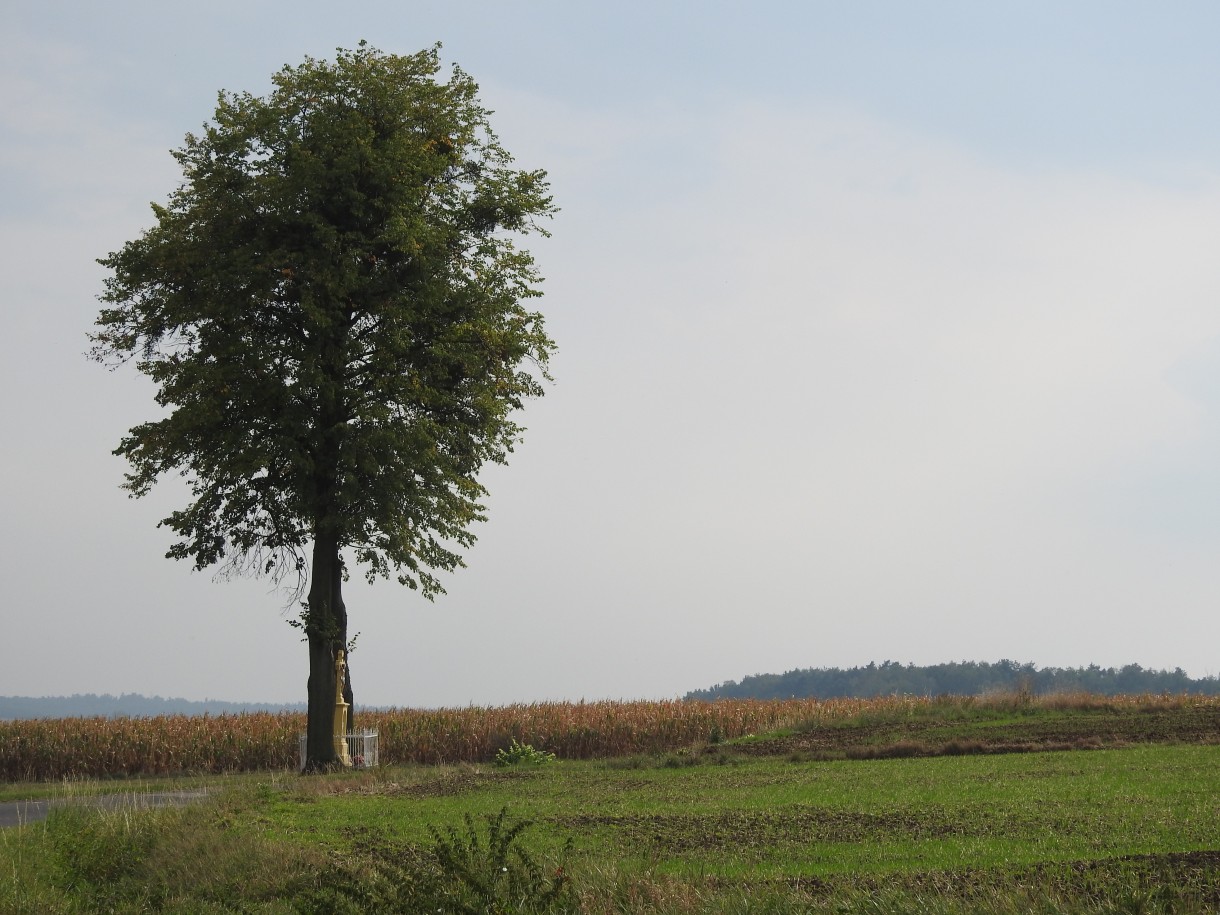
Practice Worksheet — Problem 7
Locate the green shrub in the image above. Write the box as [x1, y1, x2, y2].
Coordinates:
[494, 739, 556, 768]
[426, 807, 573, 913]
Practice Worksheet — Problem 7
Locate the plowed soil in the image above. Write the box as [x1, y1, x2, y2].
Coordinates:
[730, 704, 1220, 760]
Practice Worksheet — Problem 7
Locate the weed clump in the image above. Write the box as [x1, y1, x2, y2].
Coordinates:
[425, 807, 574, 913]
[495, 739, 557, 768]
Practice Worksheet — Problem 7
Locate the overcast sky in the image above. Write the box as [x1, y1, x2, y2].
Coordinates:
[5, 2, 1220, 707]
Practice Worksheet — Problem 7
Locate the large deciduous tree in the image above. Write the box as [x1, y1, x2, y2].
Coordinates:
[90, 44, 555, 771]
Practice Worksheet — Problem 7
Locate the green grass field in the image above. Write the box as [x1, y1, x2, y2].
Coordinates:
[4, 700, 1220, 912]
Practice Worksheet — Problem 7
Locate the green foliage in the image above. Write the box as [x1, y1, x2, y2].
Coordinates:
[688, 659, 1220, 701]
[90, 42, 556, 597]
[494, 738, 556, 768]
[90, 40, 556, 771]
[425, 807, 573, 913]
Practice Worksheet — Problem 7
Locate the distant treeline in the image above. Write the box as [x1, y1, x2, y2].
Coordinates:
[685, 660, 1220, 701]
[0, 693, 307, 720]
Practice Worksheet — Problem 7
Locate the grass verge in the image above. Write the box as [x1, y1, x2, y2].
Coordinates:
[4, 743, 1217, 912]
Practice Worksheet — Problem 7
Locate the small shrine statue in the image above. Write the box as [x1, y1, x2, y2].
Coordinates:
[332, 649, 353, 767]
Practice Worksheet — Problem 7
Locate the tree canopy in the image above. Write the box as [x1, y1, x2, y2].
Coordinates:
[91, 43, 555, 768]
[684, 660, 1219, 701]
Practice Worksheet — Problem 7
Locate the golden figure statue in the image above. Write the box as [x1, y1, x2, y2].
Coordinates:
[332, 649, 353, 767]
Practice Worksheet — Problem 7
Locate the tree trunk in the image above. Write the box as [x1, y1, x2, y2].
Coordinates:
[302, 321, 353, 773]
[301, 530, 353, 772]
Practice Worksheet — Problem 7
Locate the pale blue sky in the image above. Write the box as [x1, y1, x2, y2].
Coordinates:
[4, 2, 1220, 706]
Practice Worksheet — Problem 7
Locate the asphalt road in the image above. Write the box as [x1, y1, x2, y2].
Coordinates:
[0, 790, 211, 828]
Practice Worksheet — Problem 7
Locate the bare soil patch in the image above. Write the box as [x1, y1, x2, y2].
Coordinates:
[732, 705, 1220, 760]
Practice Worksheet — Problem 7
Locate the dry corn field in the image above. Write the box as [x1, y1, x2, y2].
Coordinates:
[2, 693, 1212, 781]
[2, 698, 855, 780]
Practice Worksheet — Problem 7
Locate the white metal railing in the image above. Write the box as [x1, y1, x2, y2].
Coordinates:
[297, 729, 378, 770]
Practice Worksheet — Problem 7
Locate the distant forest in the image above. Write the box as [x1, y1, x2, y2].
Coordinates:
[685, 660, 1220, 701]
[0, 694, 306, 720]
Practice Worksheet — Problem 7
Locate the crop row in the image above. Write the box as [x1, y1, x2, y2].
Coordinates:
[2, 693, 1212, 781]
[0, 697, 871, 780]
